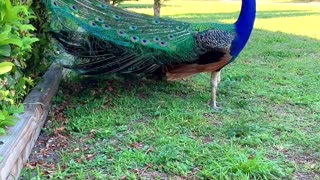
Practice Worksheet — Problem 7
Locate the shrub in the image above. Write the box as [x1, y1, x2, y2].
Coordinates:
[0, 0, 38, 135]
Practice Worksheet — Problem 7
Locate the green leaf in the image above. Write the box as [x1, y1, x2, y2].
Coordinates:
[16, 105, 24, 114]
[22, 37, 39, 47]
[2, 116, 16, 124]
[0, 112, 5, 120]
[0, 45, 11, 57]
[0, 61, 14, 74]
[0, 25, 12, 41]
[0, 128, 5, 135]
[17, 24, 36, 31]
[5, 0, 11, 11]
[6, 104, 25, 114]
[12, 5, 29, 16]
[0, 37, 23, 47]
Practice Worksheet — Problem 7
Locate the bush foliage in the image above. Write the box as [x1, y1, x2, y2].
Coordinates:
[0, 0, 38, 135]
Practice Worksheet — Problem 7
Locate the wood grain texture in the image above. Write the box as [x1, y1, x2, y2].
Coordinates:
[0, 64, 63, 180]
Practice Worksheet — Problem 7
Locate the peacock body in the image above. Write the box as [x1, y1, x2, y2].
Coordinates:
[44, 0, 256, 108]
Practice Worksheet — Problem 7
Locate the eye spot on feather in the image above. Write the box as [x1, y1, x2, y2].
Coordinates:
[131, 36, 139, 42]
[129, 25, 138, 30]
[168, 34, 174, 40]
[99, 4, 108, 9]
[152, 20, 160, 24]
[159, 41, 167, 47]
[141, 39, 149, 45]
[117, 30, 126, 37]
[102, 24, 111, 30]
[70, 5, 78, 11]
[51, 1, 58, 6]
[153, 37, 161, 42]
[95, 17, 104, 22]
[89, 21, 97, 27]
[113, 15, 121, 20]
[176, 26, 183, 30]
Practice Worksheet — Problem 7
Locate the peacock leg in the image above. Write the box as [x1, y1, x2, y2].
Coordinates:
[209, 71, 221, 110]
[217, 70, 221, 83]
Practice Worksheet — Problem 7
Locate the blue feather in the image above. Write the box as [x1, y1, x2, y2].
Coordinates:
[231, 0, 256, 57]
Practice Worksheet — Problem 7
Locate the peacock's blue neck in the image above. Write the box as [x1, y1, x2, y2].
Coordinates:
[230, 0, 256, 57]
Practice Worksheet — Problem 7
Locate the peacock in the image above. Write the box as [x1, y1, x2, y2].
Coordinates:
[43, 0, 256, 109]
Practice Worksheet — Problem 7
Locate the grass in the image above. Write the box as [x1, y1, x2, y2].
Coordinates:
[21, 0, 320, 179]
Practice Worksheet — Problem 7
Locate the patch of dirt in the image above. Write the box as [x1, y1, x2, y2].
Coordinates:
[22, 96, 72, 177]
[134, 116, 153, 124]
[202, 136, 213, 144]
[290, 152, 320, 180]
[134, 167, 200, 180]
[126, 164, 199, 180]
[274, 146, 320, 180]
[24, 129, 70, 173]
[203, 113, 223, 126]
[138, 171, 184, 180]
[295, 172, 320, 180]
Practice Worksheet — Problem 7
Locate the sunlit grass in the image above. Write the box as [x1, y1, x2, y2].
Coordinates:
[125, 0, 320, 39]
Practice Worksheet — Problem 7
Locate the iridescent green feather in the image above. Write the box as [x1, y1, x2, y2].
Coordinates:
[43, 0, 245, 76]
[45, 0, 197, 61]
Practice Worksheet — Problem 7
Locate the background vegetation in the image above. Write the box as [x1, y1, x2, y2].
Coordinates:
[0, 0, 37, 134]
[0, 0, 52, 135]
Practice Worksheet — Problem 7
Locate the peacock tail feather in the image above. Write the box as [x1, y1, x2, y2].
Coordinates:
[43, 0, 255, 76]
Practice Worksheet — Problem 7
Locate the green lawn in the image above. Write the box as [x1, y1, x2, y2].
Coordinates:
[22, 1, 320, 179]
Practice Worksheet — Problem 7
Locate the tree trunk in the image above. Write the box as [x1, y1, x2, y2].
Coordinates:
[154, 0, 161, 17]
[112, 1, 118, 6]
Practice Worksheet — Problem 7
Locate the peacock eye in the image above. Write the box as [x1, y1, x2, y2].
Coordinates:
[153, 37, 161, 42]
[168, 34, 174, 40]
[96, 17, 104, 22]
[129, 25, 137, 30]
[117, 30, 126, 36]
[159, 41, 167, 47]
[113, 15, 121, 20]
[70, 5, 78, 11]
[176, 26, 183, 30]
[152, 20, 160, 24]
[52, 1, 58, 6]
[141, 39, 149, 45]
[89, 21, 97, 27]
[99, 4, 107, 9]
[102, 24, 111, 30]
[131, 36, 139, 42]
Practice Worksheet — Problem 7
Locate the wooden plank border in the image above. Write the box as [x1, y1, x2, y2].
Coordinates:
[0, 64, 63, 180]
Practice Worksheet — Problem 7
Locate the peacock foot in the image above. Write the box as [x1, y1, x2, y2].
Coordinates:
[209, 100, 222, 111]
